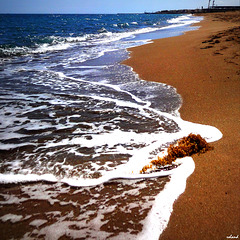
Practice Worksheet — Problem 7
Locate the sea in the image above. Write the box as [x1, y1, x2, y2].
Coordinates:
[0, 14, 222, 239]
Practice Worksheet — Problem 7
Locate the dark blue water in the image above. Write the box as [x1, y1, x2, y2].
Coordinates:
[0, 14, 173, 52]
[0, 13, 201, 57]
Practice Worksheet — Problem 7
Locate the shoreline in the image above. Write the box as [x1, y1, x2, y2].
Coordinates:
[0, 13, 239, 239]
[123, 12, 240, 240]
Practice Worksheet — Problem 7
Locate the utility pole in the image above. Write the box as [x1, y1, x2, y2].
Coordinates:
[212, 0, 215, 8]
[208, 0, 211, 9]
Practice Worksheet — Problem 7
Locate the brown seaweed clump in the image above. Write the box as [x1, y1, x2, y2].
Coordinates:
[140, 133, 213, 173]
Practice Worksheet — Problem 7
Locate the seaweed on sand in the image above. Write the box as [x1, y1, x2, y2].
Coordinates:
[140, 133, 213, 173]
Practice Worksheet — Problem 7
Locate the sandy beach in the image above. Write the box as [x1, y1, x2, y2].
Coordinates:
[123, 11, 240, 240]
[0, 12, 239, 240]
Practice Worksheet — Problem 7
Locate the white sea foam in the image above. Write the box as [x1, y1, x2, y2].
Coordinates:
[0, 117, 222, 186]
[29, 219, 48, 227]
[166, 14, 203, 29]
[0, 173, 57, 184]
[138, 157, 195, 239]
[167, 14, 192, 24]
[0, 214, 24, 223]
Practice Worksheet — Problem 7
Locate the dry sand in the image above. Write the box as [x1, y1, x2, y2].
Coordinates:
[123, 12, 240, 240]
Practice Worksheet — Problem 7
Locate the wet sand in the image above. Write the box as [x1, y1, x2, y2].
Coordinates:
[123, 12, 240, 240]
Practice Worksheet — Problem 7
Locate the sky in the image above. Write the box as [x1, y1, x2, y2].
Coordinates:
[0, 0, 239, 14]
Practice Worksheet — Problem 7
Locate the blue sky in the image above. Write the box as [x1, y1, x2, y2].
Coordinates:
[0, 0, 239, 14]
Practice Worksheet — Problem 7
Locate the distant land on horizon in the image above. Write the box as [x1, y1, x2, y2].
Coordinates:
[146, 5, 240, 14]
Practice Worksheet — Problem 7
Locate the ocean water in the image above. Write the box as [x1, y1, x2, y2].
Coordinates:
[0, 14, 222, 239]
